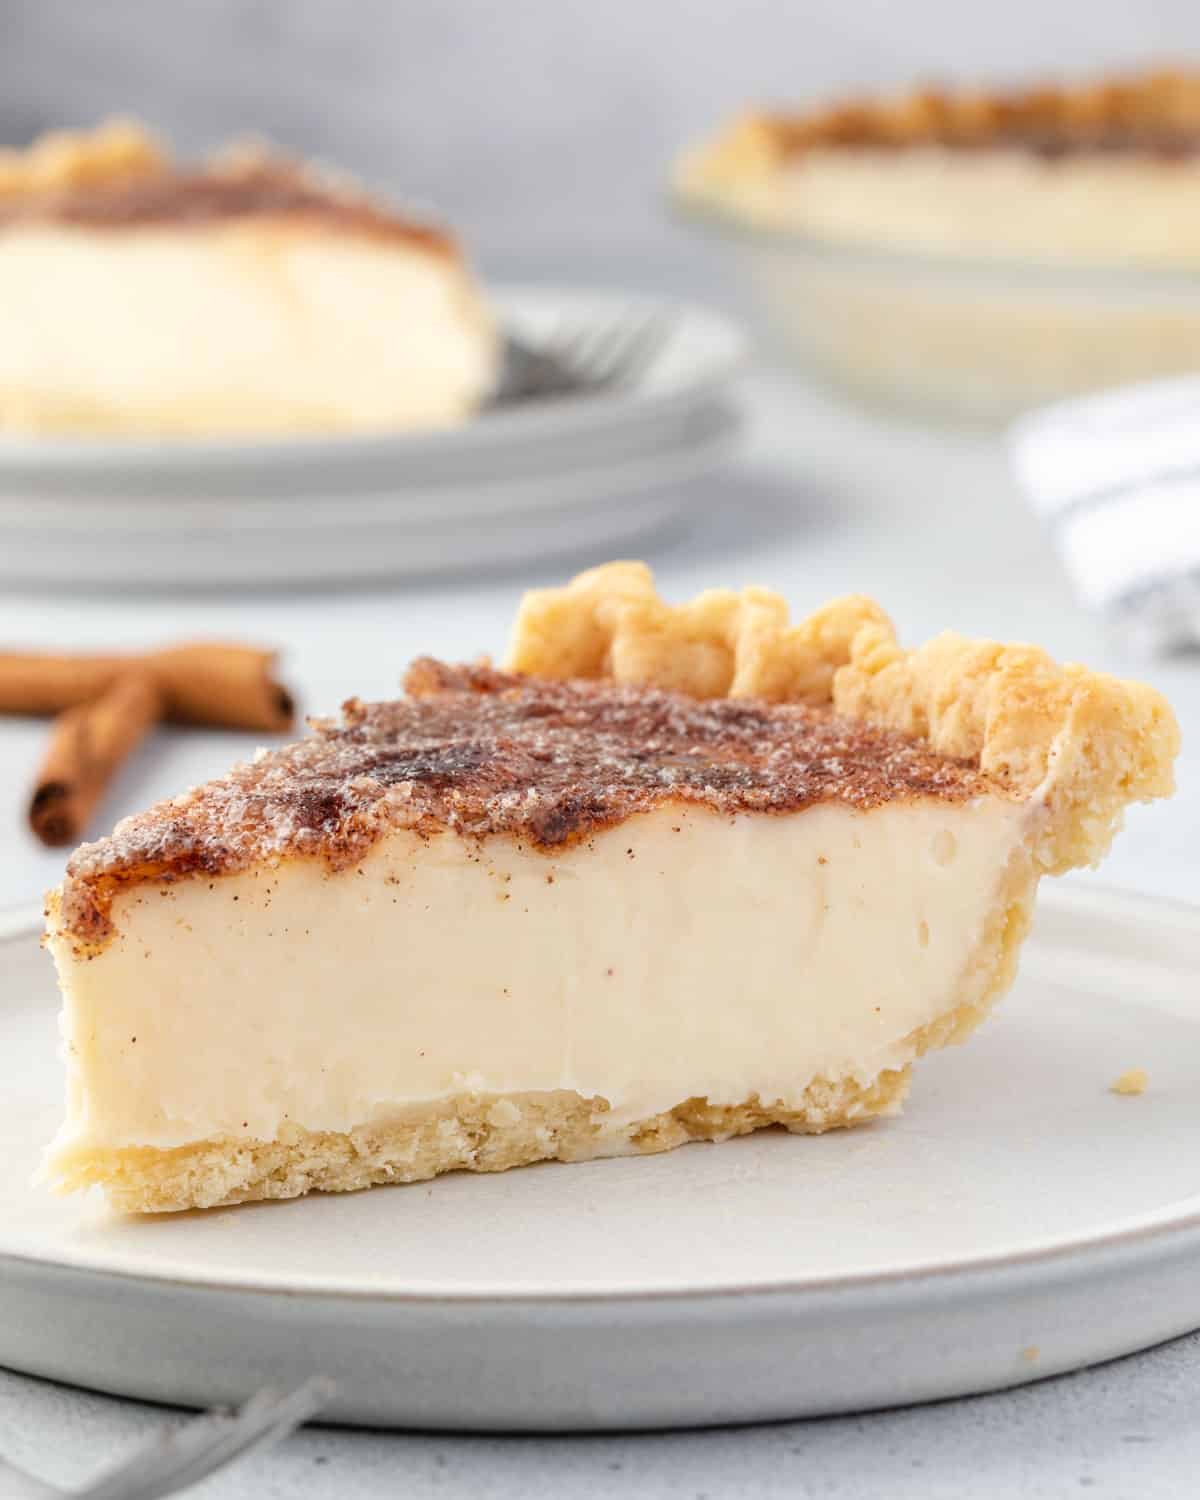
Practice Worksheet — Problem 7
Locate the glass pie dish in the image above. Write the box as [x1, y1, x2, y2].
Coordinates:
[673, 69, 1200, 425]
[676, 200, 1200, 425]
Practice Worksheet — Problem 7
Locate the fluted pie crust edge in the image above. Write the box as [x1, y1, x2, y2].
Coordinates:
[677, 69, 1200, 197]
[506, 562, 1179, 876]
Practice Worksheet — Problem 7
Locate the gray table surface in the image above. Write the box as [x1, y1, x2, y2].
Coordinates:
[2, 320, 1197, 1494]
[4, 1332, 1200, 1500]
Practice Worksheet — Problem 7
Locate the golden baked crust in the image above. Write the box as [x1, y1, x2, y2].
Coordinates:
[506, 562, 1179, 874]
[45, 1077, 912, 1212]
[678, 68, 1200, 200]
[0, 119, 166, 199]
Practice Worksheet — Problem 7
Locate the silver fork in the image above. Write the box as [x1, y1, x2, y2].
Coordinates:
[0, 1378, 332, 1500]
[496, 309, 673, 405]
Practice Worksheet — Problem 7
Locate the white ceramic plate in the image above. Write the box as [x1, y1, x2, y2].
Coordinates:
[0, 403, 740, 586]
[2, 884, 1197, 1431]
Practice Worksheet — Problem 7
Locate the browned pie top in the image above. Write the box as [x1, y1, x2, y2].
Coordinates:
[56, 660, 1004, 948]
[0, 157, 455, 255]
[824, 122, 1200, 160]
[747, 70, 1200, 161]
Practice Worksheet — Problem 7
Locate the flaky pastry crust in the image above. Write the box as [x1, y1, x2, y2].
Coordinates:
[505, 562, 1179, 875]
[46, 1075, 911, 1213]
[0, 120, 166, 199]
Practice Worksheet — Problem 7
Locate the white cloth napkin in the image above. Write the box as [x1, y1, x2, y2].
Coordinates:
[1010, 376, 1200, 654]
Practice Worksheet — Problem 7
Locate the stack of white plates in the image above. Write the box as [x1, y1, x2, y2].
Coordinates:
[0, 288, 745, 588]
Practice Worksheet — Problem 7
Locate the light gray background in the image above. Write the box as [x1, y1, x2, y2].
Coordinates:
[3, 0, 1200, 259]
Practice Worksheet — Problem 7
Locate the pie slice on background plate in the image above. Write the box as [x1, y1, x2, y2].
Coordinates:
[0, 120, 497, 437]
[41, 563, 1179, 1212]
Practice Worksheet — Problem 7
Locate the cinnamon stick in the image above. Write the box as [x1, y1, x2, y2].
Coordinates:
[28, 673, 162, 847]
[146, 644, 295, 732]
[0, 643, 294, 732]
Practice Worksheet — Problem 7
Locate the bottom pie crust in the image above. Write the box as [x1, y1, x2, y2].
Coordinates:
[47, 1077, 914, 1214]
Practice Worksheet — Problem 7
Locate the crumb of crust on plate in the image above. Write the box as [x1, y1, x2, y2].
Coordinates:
[1111, 1067, 1149, 1096]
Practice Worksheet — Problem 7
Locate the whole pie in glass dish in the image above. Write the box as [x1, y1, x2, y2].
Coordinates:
[674, 70, 1200, 421]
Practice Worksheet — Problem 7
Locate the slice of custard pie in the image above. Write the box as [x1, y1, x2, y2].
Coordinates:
[0, 120, 497, 436]
[42, 563, 1179, 1212]
[676, 68, 1200, 268]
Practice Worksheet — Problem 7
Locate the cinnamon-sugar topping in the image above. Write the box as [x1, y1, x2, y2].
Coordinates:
[56, 661, 1000, 948]
[0, 141, 454, 256]
[683, 69, 1200, 185]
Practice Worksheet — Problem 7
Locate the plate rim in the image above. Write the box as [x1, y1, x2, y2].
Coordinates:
[5, 881, 1199, 1307]
[0, 402, 742, 533]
